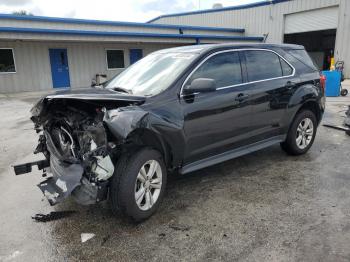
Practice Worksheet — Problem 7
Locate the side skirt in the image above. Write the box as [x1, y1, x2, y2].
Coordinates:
[179, 135, 286, 174]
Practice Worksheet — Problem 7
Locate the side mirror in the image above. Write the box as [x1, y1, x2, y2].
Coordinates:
[183, 78, 216, 94]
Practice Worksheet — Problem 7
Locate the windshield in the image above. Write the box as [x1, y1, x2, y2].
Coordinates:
[105, 52, 198, 96]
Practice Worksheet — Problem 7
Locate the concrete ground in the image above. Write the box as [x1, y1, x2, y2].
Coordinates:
[0, 89, 350, 262]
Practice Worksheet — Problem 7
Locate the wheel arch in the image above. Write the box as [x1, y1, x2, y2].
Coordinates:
[296, 100, 322, 124]
[125, 128, 173, 169]
[287, 83, 324, 125]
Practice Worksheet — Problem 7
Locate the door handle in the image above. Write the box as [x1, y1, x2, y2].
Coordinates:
[235, 93, 249, 102]
[285, 81, 296, 89]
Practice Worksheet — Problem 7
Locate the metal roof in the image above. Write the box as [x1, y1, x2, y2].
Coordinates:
[0, 26, 263, 41]
[0, 13, 244, 33]
[147, 0, 292, 23]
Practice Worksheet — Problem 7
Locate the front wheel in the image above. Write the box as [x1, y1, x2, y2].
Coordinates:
[281, 110, 317, 155]
[110, 148, 167, 222]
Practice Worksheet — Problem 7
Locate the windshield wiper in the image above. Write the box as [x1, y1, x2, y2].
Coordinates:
[111, 87, 133, 94]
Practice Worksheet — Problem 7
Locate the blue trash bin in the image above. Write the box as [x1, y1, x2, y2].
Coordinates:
[322, 70, 341, 97]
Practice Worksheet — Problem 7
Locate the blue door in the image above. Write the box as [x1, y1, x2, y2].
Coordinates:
[129, 49, 143, 65]
[49, 49, 71, 88]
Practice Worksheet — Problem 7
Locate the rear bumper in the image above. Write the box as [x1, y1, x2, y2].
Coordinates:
[318, 96, 326, 125]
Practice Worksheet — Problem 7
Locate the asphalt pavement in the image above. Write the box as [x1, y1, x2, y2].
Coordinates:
[0, 90, 350, 262]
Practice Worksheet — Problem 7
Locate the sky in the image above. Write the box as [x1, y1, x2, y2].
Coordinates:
[0, 0, 264, 22]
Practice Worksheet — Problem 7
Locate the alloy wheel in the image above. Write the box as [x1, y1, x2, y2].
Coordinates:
[296, 117, 314, 149]
[134, 160, 162, 211]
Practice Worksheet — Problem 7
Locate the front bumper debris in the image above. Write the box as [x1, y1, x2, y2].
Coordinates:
[13, 160, 49, 175]
[21, 153, 110, 206]
[37, 154, 84, 205]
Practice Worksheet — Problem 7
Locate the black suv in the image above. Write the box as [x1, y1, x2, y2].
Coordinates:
[15, 44, 325, 221]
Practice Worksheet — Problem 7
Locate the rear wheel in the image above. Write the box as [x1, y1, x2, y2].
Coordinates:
[281, 110, 317, 155]
[110, 148, 167, 222]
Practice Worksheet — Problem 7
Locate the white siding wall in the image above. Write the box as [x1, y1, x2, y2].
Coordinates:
[152, 0, 350, 77]
[152, 0, 340, 41]
[334, 0, 350, 77]
[0, 41, 176, 93]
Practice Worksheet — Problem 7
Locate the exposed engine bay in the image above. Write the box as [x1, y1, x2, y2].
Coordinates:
[39, 101, 116, 205]
[13, 90, 148, 206]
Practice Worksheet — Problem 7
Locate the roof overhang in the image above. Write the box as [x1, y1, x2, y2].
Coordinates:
[0, 13, 244, 33]
[0, 27, 263, 43]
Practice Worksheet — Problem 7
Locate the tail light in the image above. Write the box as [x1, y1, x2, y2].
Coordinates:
[320, 74, 326, 94]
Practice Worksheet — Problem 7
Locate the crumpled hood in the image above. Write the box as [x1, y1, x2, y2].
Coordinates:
[44, 88, 146, 101]
[31, 87, 146, 118]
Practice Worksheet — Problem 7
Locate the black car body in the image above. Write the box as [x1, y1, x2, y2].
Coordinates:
[15, 43, 325, 221]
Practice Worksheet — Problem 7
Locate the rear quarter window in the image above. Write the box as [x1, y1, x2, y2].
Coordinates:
[280, 58, 293, 76]
[286, 49, 318, 71]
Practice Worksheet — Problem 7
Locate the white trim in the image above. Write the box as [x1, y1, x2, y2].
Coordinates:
[180, 48, 296, 96]
[0, 48, 16, 74]
[105, 49, 125, 70]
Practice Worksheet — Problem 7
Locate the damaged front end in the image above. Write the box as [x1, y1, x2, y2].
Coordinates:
[14, 90, 146, 206]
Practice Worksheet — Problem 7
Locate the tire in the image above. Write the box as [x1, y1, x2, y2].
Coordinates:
[110, 148, 167, 222]
[341, 89, 348, 97]
[280, 110, 317, 155]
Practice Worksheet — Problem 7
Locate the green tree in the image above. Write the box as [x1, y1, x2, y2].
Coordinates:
[12, 10, 33, 16]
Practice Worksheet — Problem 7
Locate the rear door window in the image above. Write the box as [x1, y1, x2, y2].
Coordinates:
[244, 50, 291, 82]
[187, 51, 243, 89]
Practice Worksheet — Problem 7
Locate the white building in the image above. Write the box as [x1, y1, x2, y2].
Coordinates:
[0, 0, 349, 93]
[150, 0, 350, 78]
[0, 14, 261, 93]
